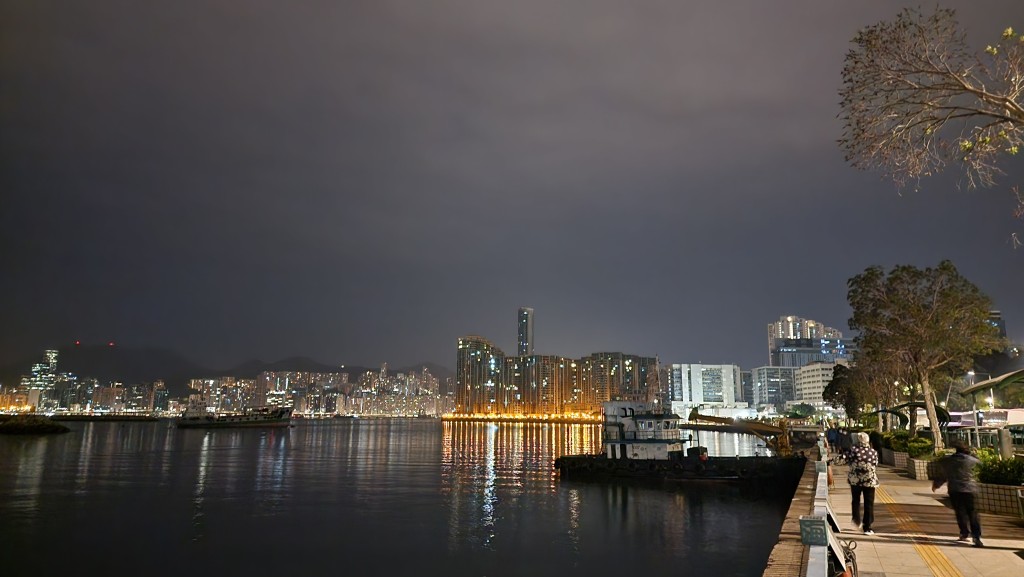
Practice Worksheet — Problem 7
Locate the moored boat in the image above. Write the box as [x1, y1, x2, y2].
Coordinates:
[176, 406, 293, 429]
[553, 401, 806, 484]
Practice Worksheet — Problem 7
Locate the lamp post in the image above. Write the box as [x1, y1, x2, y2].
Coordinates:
[968, 371, 980, 448]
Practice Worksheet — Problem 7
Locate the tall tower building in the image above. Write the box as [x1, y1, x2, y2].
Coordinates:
[767, 315, 842, 364]
[517, 307, 534, 356]
[456, 335, 505, 415]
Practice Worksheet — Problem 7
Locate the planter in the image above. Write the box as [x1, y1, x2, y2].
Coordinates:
[881, 447, 895, 466]
[908, 457, 942, 480]
[893, 451, 908, 470]
[975, 482, 1024, 517]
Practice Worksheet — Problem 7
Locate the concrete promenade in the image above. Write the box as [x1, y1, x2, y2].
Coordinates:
[763, 455, 1024, 577]
[826, 460, 1024, 576]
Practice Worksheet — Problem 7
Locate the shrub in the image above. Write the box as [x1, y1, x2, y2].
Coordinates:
[906, 436, 935, 458]
[976, 458, 1024, 485]
[975, 447, 1000, 464]
[885, 430, 911, 452]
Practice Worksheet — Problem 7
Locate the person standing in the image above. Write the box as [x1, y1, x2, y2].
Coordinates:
[847, 432, 879, 535]
[932, 439, 984, 547]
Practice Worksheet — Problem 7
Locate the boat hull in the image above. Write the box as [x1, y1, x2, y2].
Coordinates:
[554, 454, 807, 485]
[176, 408, 293, 429]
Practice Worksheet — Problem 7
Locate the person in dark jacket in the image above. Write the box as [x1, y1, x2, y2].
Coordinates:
[932, 439, 984, 547]
[847, 432, 879, 535]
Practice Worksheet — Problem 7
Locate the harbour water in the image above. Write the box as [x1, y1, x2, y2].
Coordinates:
[0, 420, 790, 577]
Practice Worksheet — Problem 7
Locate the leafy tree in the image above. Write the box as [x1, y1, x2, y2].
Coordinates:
[847, 260, 1006, 451]
[823, 364, 870, 420]
[839, 7, 1024, 234]
[788, 403, 817, 418]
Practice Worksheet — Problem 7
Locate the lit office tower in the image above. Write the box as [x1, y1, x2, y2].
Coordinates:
[767, 315, 842, 364]
[665, 363, 741, 407]
[750, 366, 797, 408]
[517, 307, 534, 356]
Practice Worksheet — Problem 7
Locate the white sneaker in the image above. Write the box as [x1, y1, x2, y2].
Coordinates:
[863, 529, 875, 535]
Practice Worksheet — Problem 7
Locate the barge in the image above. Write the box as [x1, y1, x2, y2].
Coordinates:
[554, 401, 806, 484]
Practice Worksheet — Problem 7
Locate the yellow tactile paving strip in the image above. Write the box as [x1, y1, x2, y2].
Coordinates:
[877, 485, 963, 577]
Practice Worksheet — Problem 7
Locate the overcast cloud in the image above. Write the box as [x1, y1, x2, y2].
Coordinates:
[3, 1, 1024, 372]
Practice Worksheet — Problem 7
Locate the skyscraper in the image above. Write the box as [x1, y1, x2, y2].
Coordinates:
[517, 307, 534, 356]
[767, 315, 842, 364]
[456, 335, 505, 414]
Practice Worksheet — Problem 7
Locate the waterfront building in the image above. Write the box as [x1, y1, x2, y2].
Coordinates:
[91, 383, 125, 411]
[793, 360, 848, 411]
[576, 352, 660, 409]
[456, 335, 505, 414]
[504, 354, 576, 415]
[771, 337, 856, 367]
[767, 316, 842, 364]
[666, 363, 741, 409]
[19, 349, 59, 410]
[517, 307, 535, 356]
[749, 365, 797, 409]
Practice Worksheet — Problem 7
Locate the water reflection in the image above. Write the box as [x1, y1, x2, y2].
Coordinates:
[442, 421, 601, 552]
[0, 420, 787, 577]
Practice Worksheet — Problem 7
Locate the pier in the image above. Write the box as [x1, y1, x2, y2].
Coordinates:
[765, 449, 1024, 576]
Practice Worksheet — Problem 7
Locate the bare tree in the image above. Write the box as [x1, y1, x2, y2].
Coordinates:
[839, 7, 1024, 233]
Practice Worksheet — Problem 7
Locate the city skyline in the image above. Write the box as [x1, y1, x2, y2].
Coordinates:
[4, 2, 1024, 375]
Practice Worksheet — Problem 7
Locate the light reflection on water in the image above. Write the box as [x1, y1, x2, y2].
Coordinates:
[0, 420, 789, 577]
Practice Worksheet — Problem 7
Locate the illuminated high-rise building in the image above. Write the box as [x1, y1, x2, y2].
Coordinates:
[770, 317, 839, 362]
[456, 335, 505, 414]
[517, 307, 534, 356]
[665, 363, 741, 407]
[767, 316, 843, 365]
[504, 354, 576, 415]
[771, 338, 856, 367]
[576, 352, 660, 409]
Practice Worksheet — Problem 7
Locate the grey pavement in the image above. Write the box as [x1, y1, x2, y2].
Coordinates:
[828, 458, 1024, 577]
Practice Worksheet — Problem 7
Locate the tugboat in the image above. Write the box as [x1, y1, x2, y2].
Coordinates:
[176, 403, 293, 429]
[553, 401, 806, 484]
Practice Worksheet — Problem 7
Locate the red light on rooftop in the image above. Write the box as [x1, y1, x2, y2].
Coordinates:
[108, 341, 115, 347]
[75, 340, 81, 346]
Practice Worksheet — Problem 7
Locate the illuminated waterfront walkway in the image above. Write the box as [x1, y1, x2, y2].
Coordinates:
[769, 457, 1024, 577]
[827, 462, 1024, 576]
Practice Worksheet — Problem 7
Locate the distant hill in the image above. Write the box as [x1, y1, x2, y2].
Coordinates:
[0, 346, 453, 398]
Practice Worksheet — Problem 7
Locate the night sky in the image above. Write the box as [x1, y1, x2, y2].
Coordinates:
[4, 1, 1024, 373]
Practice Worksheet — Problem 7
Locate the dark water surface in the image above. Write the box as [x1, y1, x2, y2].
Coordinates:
[0, 420, 789, 577]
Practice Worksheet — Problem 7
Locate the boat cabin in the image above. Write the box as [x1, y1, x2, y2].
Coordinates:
[602, 401, 688, 460]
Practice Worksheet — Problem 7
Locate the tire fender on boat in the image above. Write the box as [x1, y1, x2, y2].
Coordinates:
[627, 461, 639, 472]
[695, 463, 706, 475]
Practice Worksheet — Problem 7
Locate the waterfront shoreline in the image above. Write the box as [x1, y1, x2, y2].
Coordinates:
[441, 415, 601, 424]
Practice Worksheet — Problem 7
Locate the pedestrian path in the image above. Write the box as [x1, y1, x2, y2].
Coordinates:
[828, 461, 1024, 577]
